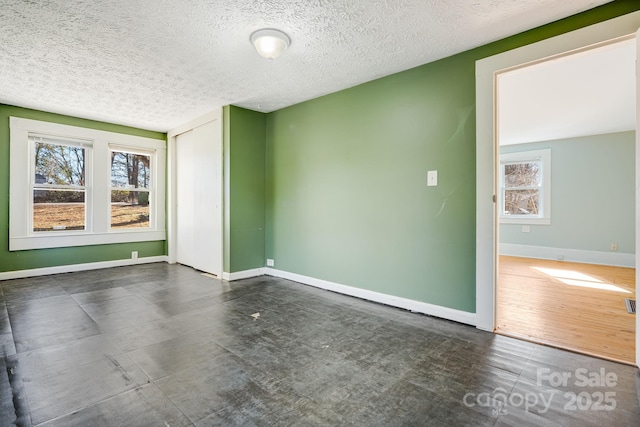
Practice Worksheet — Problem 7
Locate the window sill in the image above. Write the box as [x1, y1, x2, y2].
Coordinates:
[500, 217, 550, 225]
[9, 230, 166, 251]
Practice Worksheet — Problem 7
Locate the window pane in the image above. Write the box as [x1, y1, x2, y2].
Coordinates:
[504, 162, 540, 188]
[111, 190, 150, 229]
[111, 152, 151, 189]
[504, 189, 539, 216]
[33, 190, 85, 231]
[35, 143, 85, 186]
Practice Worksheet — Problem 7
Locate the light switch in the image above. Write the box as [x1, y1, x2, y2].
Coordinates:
[427, 170, 438, 187]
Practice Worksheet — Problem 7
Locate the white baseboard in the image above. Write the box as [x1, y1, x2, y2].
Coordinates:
[264, 268, 476, 326]
[222, 268, 267, 281]
[0, 256, 169, 281]
[0, 258, 476, 326]
[500, 244, 635, 268]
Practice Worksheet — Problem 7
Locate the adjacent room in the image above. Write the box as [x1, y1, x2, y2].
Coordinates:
[495, 38, 637, 364]
[1, 1, 639, 426]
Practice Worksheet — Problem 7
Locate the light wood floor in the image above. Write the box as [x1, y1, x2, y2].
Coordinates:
[497, 256, 636, 365]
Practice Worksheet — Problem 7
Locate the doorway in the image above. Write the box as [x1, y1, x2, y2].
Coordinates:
[494, 40, 636, 363]
[475, 11, 640, 367]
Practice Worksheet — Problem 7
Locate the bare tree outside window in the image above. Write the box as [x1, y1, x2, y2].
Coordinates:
[12, 118, 165, 251]
[110, 151, 151, 229]
[33, 142, 86, 231]
[499, 149, 550, 225]
[503, 162, 541, 216]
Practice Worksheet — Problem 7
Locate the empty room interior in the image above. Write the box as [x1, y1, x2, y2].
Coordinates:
[1, 1, 640, 426]
[495, 38, 637, 364]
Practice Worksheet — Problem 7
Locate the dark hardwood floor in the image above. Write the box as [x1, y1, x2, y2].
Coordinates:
[1, 263, 639, 426]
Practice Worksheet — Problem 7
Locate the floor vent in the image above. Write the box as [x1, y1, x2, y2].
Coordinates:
[625, 298, 636, 314]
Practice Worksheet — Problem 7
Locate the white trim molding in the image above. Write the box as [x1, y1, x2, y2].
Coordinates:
[167, 110, 222, 139]
[0, 256, 168, 282]
[500, 244, 635, 268]
[222, 268, 267, 281]
[476, 11, 640, 333]
[9, 117, 167, 251]
[9, 231, 166, 251]
[221, 267, 477, 325]
[265, 268, 477, 326]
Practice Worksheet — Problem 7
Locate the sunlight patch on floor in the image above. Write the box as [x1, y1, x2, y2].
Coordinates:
[532, 266, 631, 293]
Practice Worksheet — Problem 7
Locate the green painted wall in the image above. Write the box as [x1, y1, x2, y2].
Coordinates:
[0, 105, 167, 273]
[265, 1, 640, 313]
[223, 106, 266, 273]
[500, 132, 635, 254]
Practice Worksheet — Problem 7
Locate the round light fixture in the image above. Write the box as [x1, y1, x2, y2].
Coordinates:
[250, 28, 290, 60]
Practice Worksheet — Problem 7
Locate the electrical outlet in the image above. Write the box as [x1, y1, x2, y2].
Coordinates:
[521, 226, 530, 233]
[266, 259, 274, 267]
[610, 243, 618, 252]
[131, 251, 138, 260]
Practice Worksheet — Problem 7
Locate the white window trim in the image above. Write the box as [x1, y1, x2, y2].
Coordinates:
[9, 117, 166, 251]
[499, 148, 551, 225]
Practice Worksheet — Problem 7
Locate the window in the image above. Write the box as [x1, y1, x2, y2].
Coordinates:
[499, 149, 550, 225]
[10, 117, 166, 251]
[32, 135, 91, 232]
[110, 149, 151, 229]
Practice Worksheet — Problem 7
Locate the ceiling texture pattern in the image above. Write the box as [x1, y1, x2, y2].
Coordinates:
[0, 0, 612, 132]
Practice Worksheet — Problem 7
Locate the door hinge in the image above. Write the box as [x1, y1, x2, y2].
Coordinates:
[492, 194, 497, 203]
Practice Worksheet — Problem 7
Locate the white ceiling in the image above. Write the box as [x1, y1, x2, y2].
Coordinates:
[499, 38, 636, 145]
[0, 0, 614, 132]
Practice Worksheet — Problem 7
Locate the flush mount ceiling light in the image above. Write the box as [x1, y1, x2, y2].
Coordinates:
[250, 28, 290, 60]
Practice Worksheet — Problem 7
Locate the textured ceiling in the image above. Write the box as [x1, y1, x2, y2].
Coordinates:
[0, 0, 613, 132]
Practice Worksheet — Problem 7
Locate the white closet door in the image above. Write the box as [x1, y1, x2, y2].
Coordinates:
[176, 130, 195, 268]
[175, 119, 222, 276]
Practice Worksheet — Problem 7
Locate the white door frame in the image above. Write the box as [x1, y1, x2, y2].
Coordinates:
[167, 109, 224, 275]
[475, 11, 640, 366]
